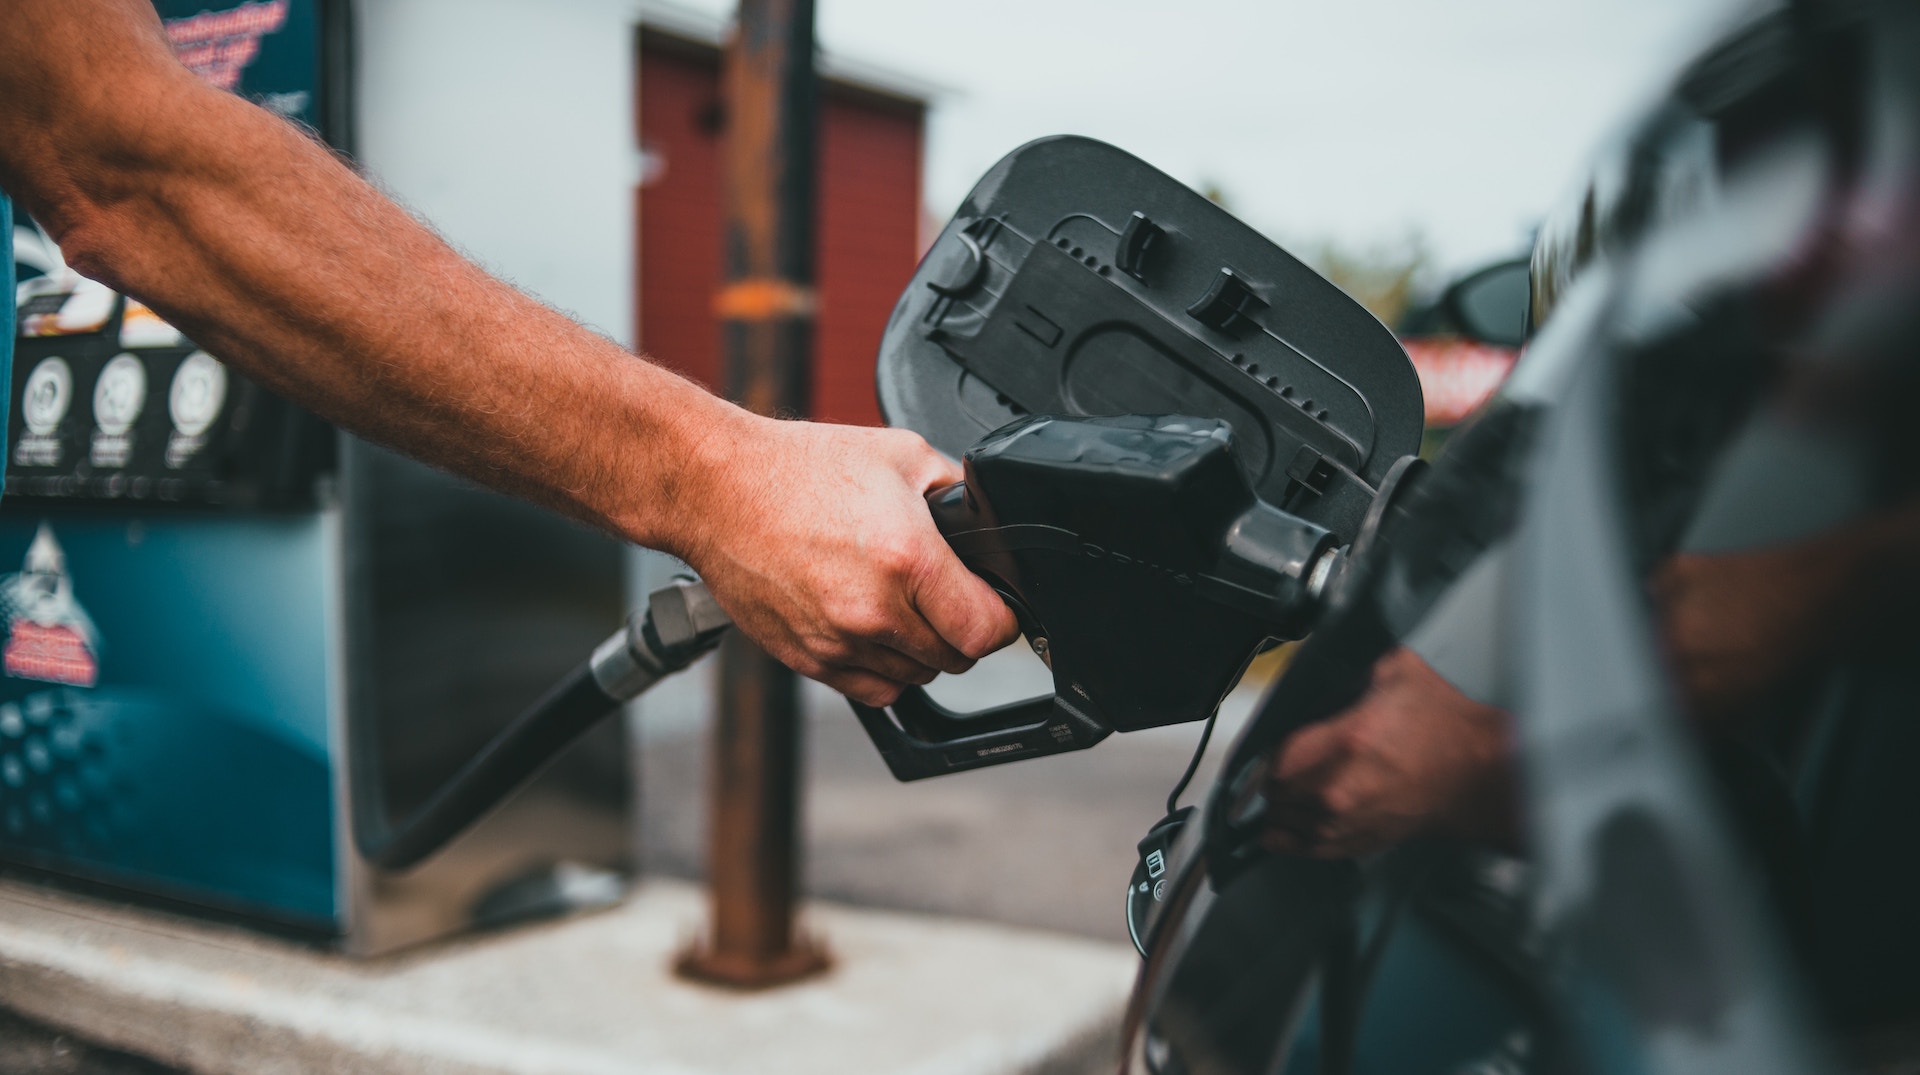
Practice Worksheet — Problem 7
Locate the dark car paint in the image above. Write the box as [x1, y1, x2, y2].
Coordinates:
[1125, 2, 1920, 1073]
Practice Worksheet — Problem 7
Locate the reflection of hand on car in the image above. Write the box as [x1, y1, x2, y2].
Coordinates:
[1651, 502, 1920, 724]
[1263, 647, 1516, 859]
[1258, 501, 1920, 861]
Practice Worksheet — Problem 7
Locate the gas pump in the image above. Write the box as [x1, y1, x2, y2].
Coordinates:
[0, 0, 637, 956]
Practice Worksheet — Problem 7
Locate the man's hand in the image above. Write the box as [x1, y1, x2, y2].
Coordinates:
[1264, 647, 1515, 859]
[665, 414, 1018, 706]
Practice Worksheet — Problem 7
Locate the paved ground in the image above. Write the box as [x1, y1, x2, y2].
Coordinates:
[0, 1008, 177, 1074]
[0, 877, 1132, 1075]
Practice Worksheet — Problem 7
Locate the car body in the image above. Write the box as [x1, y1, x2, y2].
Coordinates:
[1121, 2, 1920, 1072]
[1398, 256, 1530, 433]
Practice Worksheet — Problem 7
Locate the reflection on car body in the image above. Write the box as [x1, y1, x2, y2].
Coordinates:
[1124, 2, 1920, 1073]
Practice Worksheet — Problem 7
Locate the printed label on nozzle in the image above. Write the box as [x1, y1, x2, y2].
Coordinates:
[0, 525, 99, 688]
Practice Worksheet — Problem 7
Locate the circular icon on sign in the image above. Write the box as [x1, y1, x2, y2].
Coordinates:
[22, 359, 73, 436]
[168, 351, 227, 438]
[92, 354, 148, 436]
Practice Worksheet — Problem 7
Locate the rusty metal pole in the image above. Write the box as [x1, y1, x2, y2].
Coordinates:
[675, 0, 830, 989]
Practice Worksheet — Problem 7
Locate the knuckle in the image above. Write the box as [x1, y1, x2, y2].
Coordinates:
[859, 682, 903, 707]
[841, 605, 894, 642]
[873, 535, 925, 578]
[811, 633, 857, 666]
[789, 654, 829, 681]
[880, 427, 932, 456]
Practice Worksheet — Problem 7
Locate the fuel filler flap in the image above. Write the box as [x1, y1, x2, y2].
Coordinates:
[876, 135, 1423, 542]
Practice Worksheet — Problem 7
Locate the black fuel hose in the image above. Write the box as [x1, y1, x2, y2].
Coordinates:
[357, 664, 614, 871]
[353, 579, 730, 872]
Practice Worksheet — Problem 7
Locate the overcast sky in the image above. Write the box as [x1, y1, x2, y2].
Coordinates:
[670, 0, 1748, 277]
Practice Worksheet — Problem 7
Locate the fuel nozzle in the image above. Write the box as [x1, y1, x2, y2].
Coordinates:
[853, 414, 1355, 782]
[589, 578, 732, 702]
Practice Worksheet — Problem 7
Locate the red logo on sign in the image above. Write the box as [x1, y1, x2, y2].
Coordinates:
[164, 0, 290, 92]
[4, 622, 98, 688]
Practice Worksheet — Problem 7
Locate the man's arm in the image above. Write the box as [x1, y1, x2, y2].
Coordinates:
[0, 0, 1015, 703]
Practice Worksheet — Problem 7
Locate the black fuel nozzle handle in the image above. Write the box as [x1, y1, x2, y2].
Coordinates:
[850, 689, 1110, 782]
[847, 480, 1106, 780]
[353, 578, 730, 872]
[848, 472, 1350, 781]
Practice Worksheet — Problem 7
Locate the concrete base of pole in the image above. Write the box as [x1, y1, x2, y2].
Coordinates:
[0, 876, 1135, 1075]
[673, 930, 831, 990]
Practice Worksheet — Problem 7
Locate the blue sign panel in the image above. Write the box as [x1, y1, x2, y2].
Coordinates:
[0, 514, 336, 926]
[0, 3, 339, 929]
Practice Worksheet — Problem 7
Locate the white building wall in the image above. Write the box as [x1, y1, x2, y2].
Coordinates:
[353, 0, 639, 347]
[353, 0, 713, 795]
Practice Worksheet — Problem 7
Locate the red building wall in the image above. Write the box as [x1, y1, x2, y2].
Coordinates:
[636, 37, 925, 427]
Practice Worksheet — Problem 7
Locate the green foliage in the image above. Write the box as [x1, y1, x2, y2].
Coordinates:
[1300, 232, 1434, 328]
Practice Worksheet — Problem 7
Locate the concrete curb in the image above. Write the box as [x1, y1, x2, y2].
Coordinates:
[0, 879, 1137, 1075]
